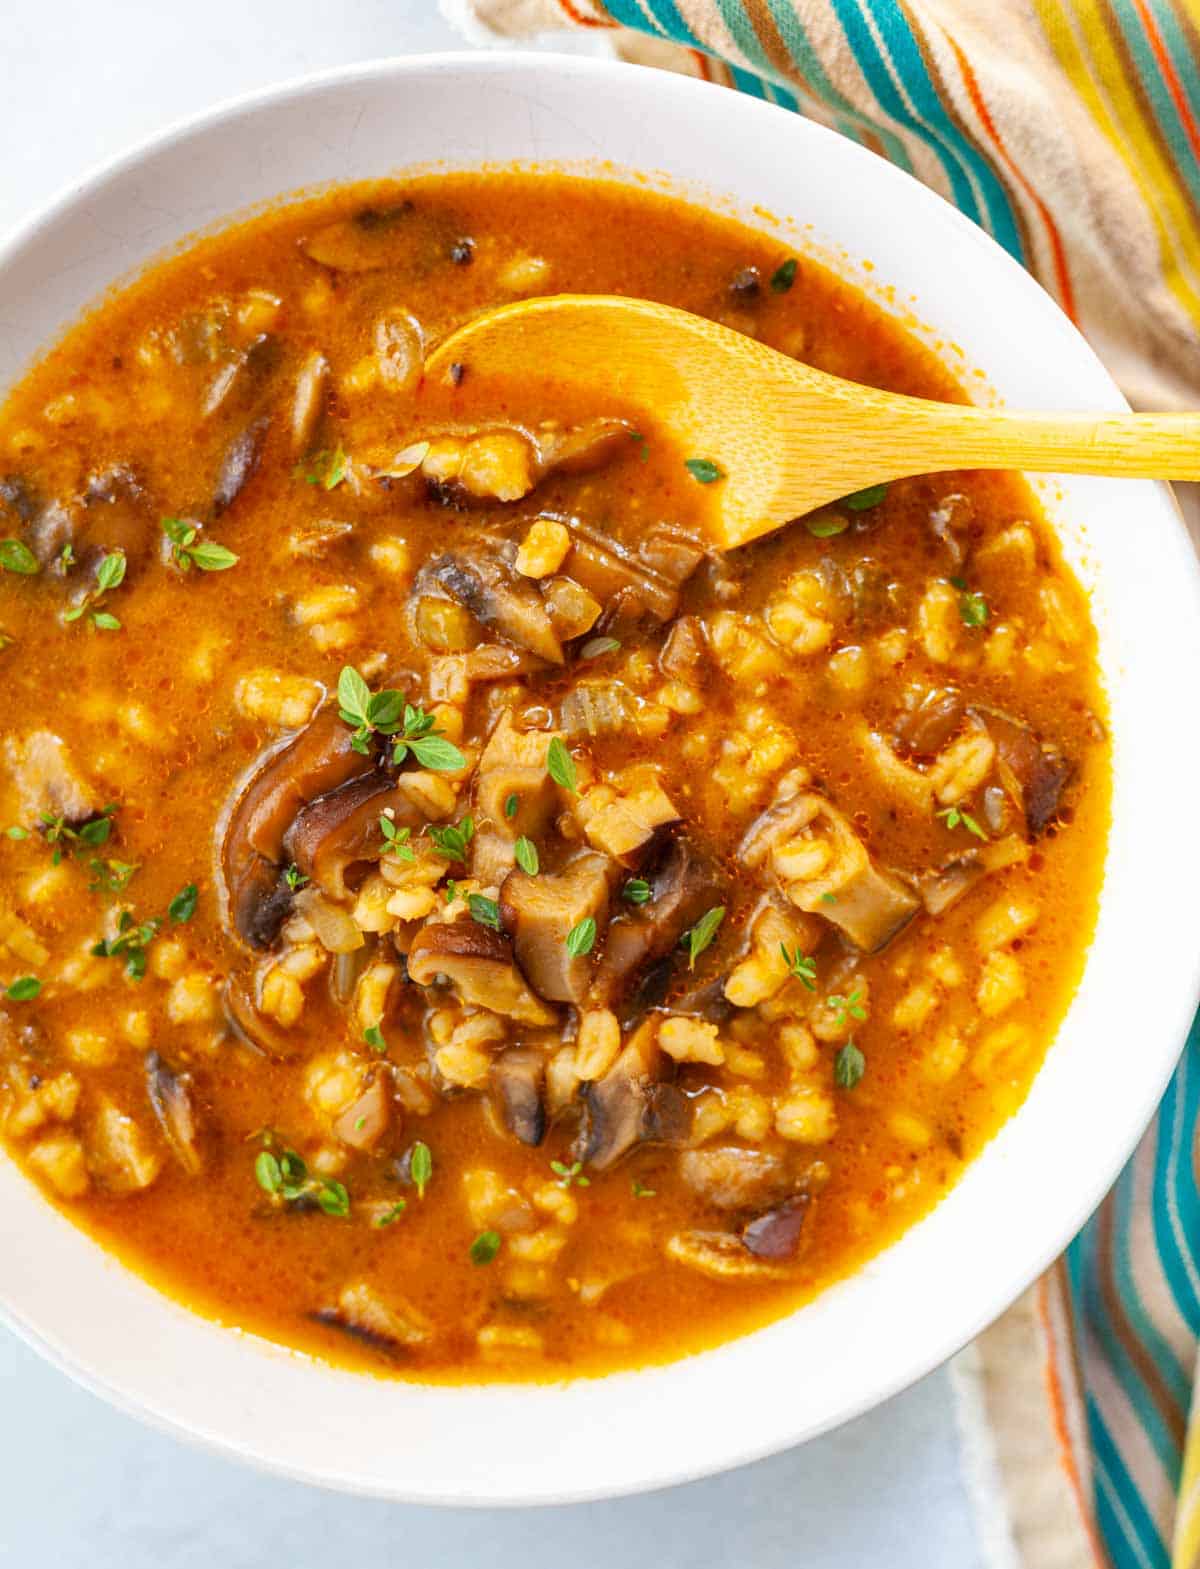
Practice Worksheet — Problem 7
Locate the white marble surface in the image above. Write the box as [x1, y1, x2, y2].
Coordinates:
[0, 5, 985, 1563]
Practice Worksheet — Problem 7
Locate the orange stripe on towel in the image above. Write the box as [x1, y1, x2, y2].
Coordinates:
[944, 34, 1079, 321]
[553, 0, 618, 26]
[1038, 1271, 1109, 1566]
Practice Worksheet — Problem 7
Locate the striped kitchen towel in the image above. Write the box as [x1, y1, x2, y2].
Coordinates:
[450, 3, 1200, 1565]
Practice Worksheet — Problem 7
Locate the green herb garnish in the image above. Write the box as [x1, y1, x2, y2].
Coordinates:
[0, 540, 39, 576]
[5, 976, 41, 1001]
[770, 257, 798, 292]
[843, 483, 889, 511]
[632, 1178, 656, 1199]
[299, 445, 348, 491]
[827, 989, 866, 1027]
[379, 815, 415, 862]
[805, 511, 849, 538]
[936, 805, 988, 840]
[410, 1140, 433, 1198]
[88, 859, 139, 895]
[375, 1200, 407, 1227]
[168, 883, 198, 923]
[957, 587, 989, 628]
[550, 1159, 590, 1190]
[427, 815, 474, 863]
[162, 517, 239, 573]
[834, 1041, 866, 1090]
[254, 1144, 350, 1216]
[546, 736, 577, 793]
[64, 549, 126, 630]
[90, 909, 161, 980]
[336, 665, 403, 754]
[469, 1229, 501, 1266]
[682, 905, 725, 969]
[685, 458, 724, 485]
[565, 916, 597, 958]
[391, 703, 467, 772]
[514, 836, 539, 876]
[284, 864, 308, 891]
[363, 1024, 387, 1052]
[779, 944, 817, 990]
[503, 792, 519, 820]
[468, 893, 501, 931]
[622, 878, 651, 905]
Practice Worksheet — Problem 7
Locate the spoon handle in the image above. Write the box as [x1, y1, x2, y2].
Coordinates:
[862, 402, 1200, 482]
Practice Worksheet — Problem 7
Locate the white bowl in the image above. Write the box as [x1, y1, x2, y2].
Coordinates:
[2, 51, 1199, 1506]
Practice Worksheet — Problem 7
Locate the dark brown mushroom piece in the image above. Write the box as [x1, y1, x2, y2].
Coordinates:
[739, 790, 918, 953]
[589, 834, 724, 1011]
[534, 418, 632, 478]
[4, 730, 98, 826]
[679, 1147, 791, 1212]
[406, 921, 557, 1026]
[917, 852, 986, 916]
[212, 413, 270, 516]
[740, 1195, 811, 1261]
[290, 349, 329, 456]
[574, 1020, 690, 1172]
[202, 332, 281, 420]
[285, 772, 421, 902]
[222, 971, 304, 1062]
[489, 1047, 547, 1146]
[969, 705, 1072, 836]
[312, 1282, 431, 1356]
[560, 518, 703, 628]
[500, 851, 614, 1004]
[420, 547, 563, 665]
[333, 1070, 392, 1152]
[220, 707, 375, 948]
[145, 1051, 203, 1175]
[300, 201, 456, 275]
[894, 687, 966, 757]
[470, 711, 563, 888]
[659, 615, 709, 680]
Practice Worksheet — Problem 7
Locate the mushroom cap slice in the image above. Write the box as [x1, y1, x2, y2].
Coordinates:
[574, 1020, 689, 1172]
[406, 921, 557, 1027]
[489, 1047, 547, 1147]
[285, 772, 421, 902]
[740, 790, 918, 953]
[500, 850, 614, 1004]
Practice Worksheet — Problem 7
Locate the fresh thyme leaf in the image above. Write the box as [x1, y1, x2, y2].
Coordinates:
[579, 636, 622, 660]
[513, 836, 539, 876]
[805, 510, 849, 538]
[936, 805, 988, 840]
[682, 905, 725, 969]
[301, 445, 348, 491]
[427, 815, 474, 863]
[378, 815, 415, 862]
[685, 457, 724, 485]
[779, 944, 817, 990]
[5, 976, 41, 1001]
[770, 257, 798, 292]
[622, 878, 651, 905]
[337, 664, 371, 725]
[255, 1150, 282, 1194]
[410, 1140, 433, 1198]
[5, 826, 28, 840]
[468, 893, 501, 931]
[843, 483, 889, 511]
[162, 518, 238, 573]
[316, 1179, 350, 1218]
[375, 1201, 407, 1227]
[87, 858, 139, 895]
[827, 989, 866, 1027]
[0, 540, 39, 575]
[632, 1178, 656, 1198]
[834, 1041, 866, 1089]
[90, 611, 121, 631]
[363, 1023, 387, 1052]
[546, 736, 577, 793]
[565, 916, 597, 958]
[469, 1229, 501, 1266]
[284, 864, 308, 891]
[95, 552, 127, 594]
[503, 792, 519, 820]
[550, 1159, 590, 1190]
[958, 588, 989, 628]
[406, 733, 466, 771]
[168, 883, 198, 923]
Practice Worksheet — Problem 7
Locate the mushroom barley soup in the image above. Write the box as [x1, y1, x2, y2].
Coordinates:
[0, 174, 1108, 1379]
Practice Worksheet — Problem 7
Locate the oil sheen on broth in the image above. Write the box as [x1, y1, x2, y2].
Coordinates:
[0, 175, 1109, 1380]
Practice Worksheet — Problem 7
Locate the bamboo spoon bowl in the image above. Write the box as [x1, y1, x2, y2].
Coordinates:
[426, 293, 1200, 548]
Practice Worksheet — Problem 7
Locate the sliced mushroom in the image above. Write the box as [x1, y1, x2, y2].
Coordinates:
[212, 414, 270, 516]
[969, 705, 1071, 836]
[285, 772, 420, 902]
[202, 333, 280, 419]
[300, 201, 458, 274]
[221, 707, 375, 948]
[312, 1281, 431, 1355]
[740, 790, 918, 953]
[500, 851, 614, 1004]
[665, 1230, 794, 1281]
[740, 1196, 811, 1261]
[406, 921, 557, 1026]
[144, 1051, 203, 1175]
[423, 548, 563, 664]
[560, 518, 698, 626]
[333, 1070, 392, 1152]
[0, 474, 40, 525]
[679, 1147, 791, 1212]
[659, 615, 709, 680]
[589, 835, 723, 1009]
[895, 687, 966, 757]
[290, 350, 329, 455]
[470, 710, 563, 883]
[4, 730, 98, 825]
[222, 971, 305, 1061]
[574, 1019, 689, 1171]
[489, 1047, 547, 1146]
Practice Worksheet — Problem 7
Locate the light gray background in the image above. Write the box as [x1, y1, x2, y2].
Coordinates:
[0, 4, 987, 1564]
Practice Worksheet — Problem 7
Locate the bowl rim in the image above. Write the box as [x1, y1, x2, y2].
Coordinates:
[2, 47, 1199, 1507]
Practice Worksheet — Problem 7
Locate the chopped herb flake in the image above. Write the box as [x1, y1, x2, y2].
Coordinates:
[514, 836, 539, 876]
[685, 457, 724, 485]
[410, 1141, 433, 1198]
[468, 893, 501, 930]
[5, 976, 41, 1001]
[469, 1229, 501, 1266]
[779, 944, 817, 990]
[622, 878, 651, 906]
[0, 540, 39, 576]
[834, 1041, 866, 1089]
[546, 736, 577, 793]
[770, 257, 798, 292]
[168, 883, 198, 923]
[682, 905, 725, 969]
[565, 916, 597, 958]
[843, 483, 889, 511]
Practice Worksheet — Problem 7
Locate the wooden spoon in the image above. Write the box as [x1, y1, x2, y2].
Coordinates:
[425, 294, 1200, 548]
